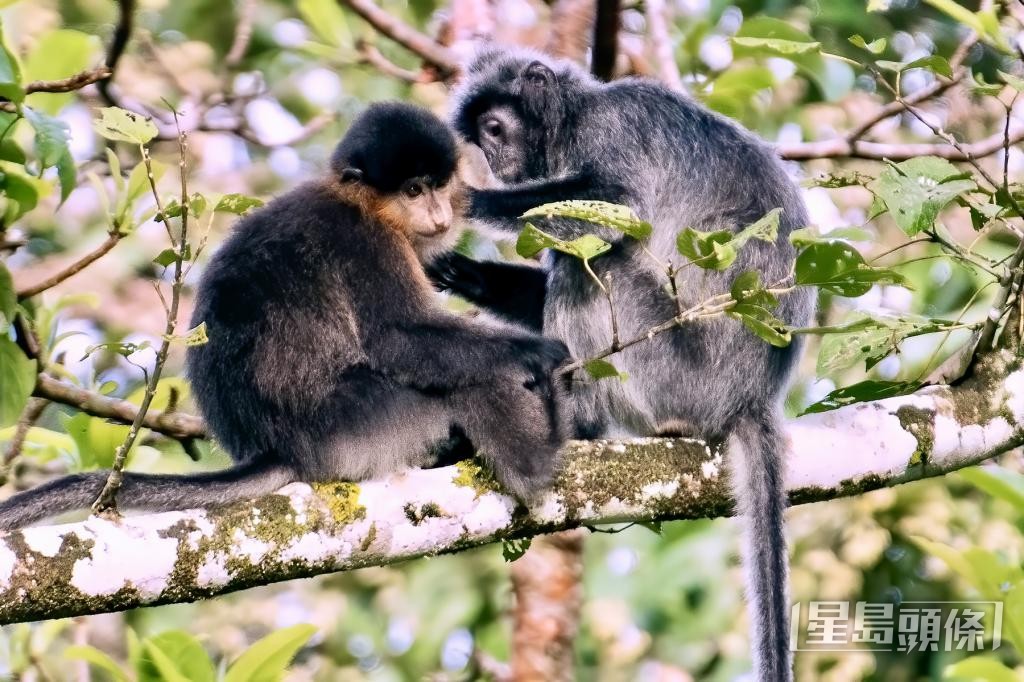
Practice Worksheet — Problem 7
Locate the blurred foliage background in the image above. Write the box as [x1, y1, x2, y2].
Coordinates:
[2, 0, 1024, 679]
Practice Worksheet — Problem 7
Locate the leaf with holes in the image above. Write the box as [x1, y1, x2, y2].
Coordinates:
[516, 223, 611, 261]
[501, 538, 532, 562]
[676, 227, 737, 270]
[729, 303, 791, 347]
[795, 241, 909, 297]
[816, 313, 949, 374]
[215, 193, 264, 215]
[868, 157, 976, 235]
[522, 200, 652, 239]
[93, 107, 158, 145]
[848, 35, 886, 55]
[730, 270, 778, 308]
[734, 207, 782, 247]
[801, 380, 922, 415]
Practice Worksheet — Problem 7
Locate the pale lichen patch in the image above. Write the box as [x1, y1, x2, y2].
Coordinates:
[196, 552, 230, 588]
[0, 541, 15, 589]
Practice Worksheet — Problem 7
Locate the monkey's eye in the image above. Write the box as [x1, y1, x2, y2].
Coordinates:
[404, 183, 423, 198]
[482, 117, 503, 139]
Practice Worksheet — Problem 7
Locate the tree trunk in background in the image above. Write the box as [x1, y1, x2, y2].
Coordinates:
[510, 529, 587, 682]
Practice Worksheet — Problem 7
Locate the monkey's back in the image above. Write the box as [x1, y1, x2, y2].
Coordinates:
[551, 79, 815, 436]
[186, 184, 371, 464]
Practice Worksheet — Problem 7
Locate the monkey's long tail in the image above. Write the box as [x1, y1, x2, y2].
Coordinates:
[0, 458, 295, 531]
[731, 413, 792, 682]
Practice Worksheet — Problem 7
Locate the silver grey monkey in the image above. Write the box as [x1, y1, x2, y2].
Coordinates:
[428, 47, 815, 681]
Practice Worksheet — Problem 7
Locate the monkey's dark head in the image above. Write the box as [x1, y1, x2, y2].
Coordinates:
[451, 47, 590, 183]
[332, 102, 461, 257]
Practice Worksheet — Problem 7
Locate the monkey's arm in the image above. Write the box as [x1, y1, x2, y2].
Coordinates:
[468, 170, 628, 228]
[364, 318, 567, 392]
[426, 252, 546, 331]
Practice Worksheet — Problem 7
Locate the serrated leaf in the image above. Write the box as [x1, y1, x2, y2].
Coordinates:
[816, 312, 948, 374]
[24, 108, 70, 169]
[0, 336, 37, 428]
[676, 227, 736, 270]
[522, 200, 653, 239]
[93, 107, 157, 145]
[869, 157, 977, 235]
[214, 193, 263, 215]
[583, 358, 627, 381]
[501, 538, 532, 562]
[224, 624, 317, 682]
[848, 35, 887, 55]
[729, 303, 791, 347]
[800, 380, 921, 415]
[902, 55, 953, 79]
[734, 208, 781, 247]
[795, 241, 908, 297]
[515, 223, 611, 261]
[164, 322, 208, 346]
[81, 340, 151, 360]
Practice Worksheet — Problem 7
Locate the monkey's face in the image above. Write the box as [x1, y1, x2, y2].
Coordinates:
[376, 177, 458, 260]
[473, 104, 544, 183]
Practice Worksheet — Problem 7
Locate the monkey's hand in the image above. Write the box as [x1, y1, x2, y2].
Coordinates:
[458, 142, 500, 189]
[425, 252, 484, 297]
[509, 336, 571, 391]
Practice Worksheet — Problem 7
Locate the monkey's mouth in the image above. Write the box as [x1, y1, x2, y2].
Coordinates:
[415, 225, 450, 238]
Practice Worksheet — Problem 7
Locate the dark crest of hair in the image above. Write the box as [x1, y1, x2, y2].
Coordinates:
[331, 102, 458, 192]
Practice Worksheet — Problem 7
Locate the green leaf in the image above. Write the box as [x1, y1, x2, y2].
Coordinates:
[0, 261, 14, 325]
[944, 656, 1021, 682]
[959, 467, 1024, 508]
[164, 322, 208, 347]
[800, 380, 921, 415]
[733, 16, 853, 101]
[789, 226, 873, 248]
[0, 20, 23, 103]
[153, 244, 192, 267]
[816, 312, 949, 374]
[583, 359, 627, 381]
[902, 55, 953, 79]
[869, 157, 977, 235]
[224, 624, 318, 682]
[56, 149, 76, 204]
[734, 207, 782, 247]
[138, 631, 214, 682]
[65, 645, 130, 682]
[24, 107, 70, 169]
[0, 160, 49, 223]
[848, 35, 887, 55]
[676, 227, 736, 270]
[522, 200, 652, 239]
[93, 107, 158, 145]
[23, 29, 100, 115]
[214, 193, 263, 215]
[0, 335, 37, 428]
[515, 223, 611, 261]
[971, 72, 1004, 96]
[795, 241, 909, 296]
[730, 270, 778, 308]
[922, 0, 1010, 53]
[297, 0, 353, 48]
[501, 538, 532, 562]
[998, 70, 1024, 93]
[729, 303, 791, 347]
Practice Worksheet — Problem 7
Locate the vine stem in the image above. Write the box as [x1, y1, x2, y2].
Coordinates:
[92, 117, 191, 515]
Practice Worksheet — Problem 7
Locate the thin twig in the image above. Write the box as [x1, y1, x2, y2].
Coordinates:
[0, 67, 112, 113]
[2, 398, 49, 466]
[99, 0, 136, 106]
[591, 0, 620, 81]
[337, 0, 459, 78]
[92, 114, 192, 515]
[16, 232, 122, 300]
[644, 0, 683, 92]
[779, 124, 1024, 161]
[355, 40, 422, 83]
[225, 0, 257, 68]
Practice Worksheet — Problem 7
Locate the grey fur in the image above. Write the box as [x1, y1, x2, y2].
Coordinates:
[434, 47, 814, 681]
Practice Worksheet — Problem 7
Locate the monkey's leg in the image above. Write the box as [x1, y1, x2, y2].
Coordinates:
[449, 375, 566, 500]
[426, 252, 547, 331]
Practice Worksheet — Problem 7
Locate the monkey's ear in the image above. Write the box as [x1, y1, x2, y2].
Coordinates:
[523, 61, 554, 89]
[339, 167, 364, 183]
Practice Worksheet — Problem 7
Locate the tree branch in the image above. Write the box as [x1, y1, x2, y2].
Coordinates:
[337, 0, 459, 78]
[0, 67, 113, 113]
[16, 232, 122, 300]
[778, 124, 1024, 161]
[2, 346, 1021, 624]
[32, 375, 207, 440]
[591, 0, 620, 81]
[98, 0, 136, 106]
